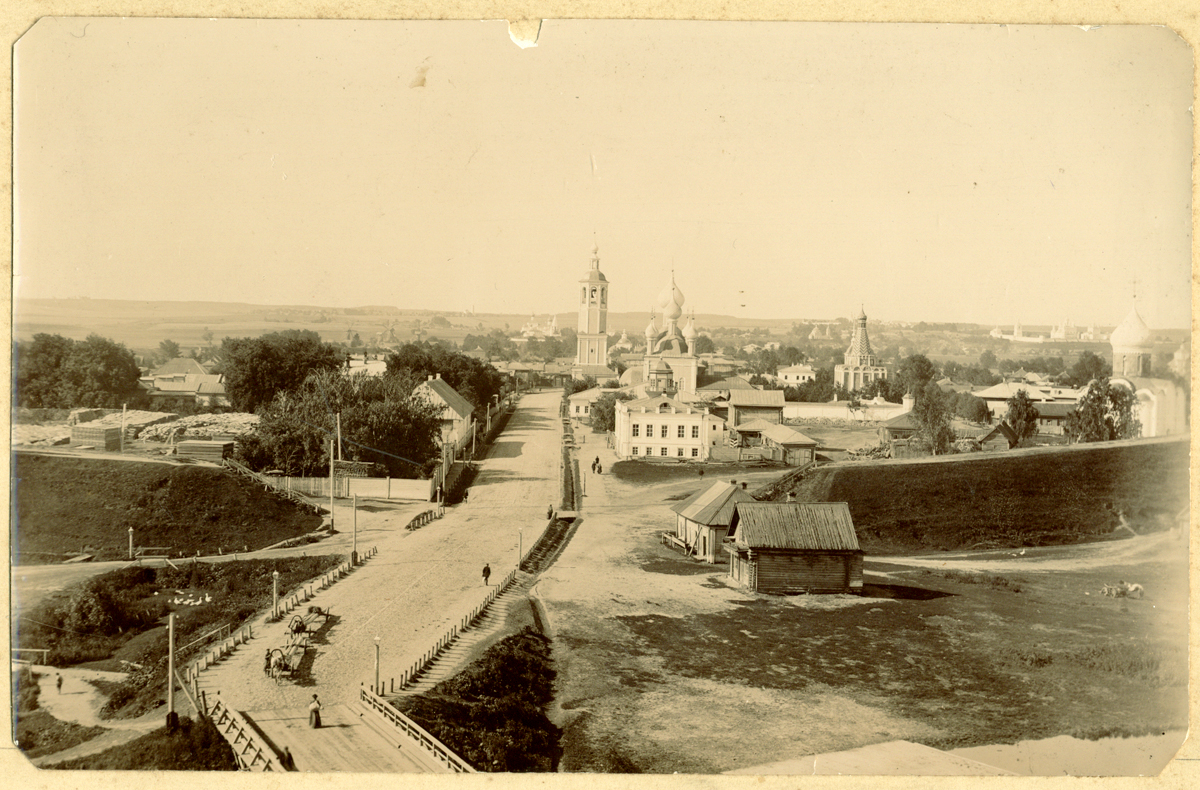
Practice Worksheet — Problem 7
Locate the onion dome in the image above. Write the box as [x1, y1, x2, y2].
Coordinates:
[855, 305, 867, 322]
[1110, 305, 1154, 352]
[682, 313, 698, 341]
[644, 313, 658, 340]
[656, 274, 685, 321]
[580, 245, 607, 283]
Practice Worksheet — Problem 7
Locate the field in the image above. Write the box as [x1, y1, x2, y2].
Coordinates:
[538, 440, 1190, 774]
[780, 439, 1189, 554]
[13, 453, 324, 563]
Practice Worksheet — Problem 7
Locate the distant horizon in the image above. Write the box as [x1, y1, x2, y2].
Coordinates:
[16, 294, 1192, 335]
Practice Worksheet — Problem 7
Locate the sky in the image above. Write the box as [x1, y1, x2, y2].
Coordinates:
[13, 19, 1194, 329]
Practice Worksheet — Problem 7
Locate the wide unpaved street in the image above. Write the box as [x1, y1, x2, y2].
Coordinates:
[198, 391, 562, 719]
[537, 432, 1190, 774]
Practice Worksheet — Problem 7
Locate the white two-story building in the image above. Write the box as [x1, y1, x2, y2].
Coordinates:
[614, 394, 727, 461]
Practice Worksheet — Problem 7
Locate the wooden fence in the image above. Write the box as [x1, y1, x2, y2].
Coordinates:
[377, 567, 519, 694]
[405, 508, 443, 532]
[206, 696, 282, 771]
[260, 475, 431, 501]
[358, 687, 476, 773]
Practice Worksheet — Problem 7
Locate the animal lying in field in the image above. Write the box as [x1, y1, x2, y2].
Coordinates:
[1101, 581, 1145, 599]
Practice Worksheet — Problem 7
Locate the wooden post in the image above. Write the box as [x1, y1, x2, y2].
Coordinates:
[328, 439, 335, 531]
[166, 612, 177, 728]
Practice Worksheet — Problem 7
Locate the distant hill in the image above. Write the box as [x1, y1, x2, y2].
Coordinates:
[769, 439, 1188, 555]
[15, 297, 856, 350]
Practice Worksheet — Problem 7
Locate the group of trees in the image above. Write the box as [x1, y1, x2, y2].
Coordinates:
[16, 333, 144, 409]
[221, 330, 346, 413]
[384, 342, 505, 415]
[239, 369, 444, 478]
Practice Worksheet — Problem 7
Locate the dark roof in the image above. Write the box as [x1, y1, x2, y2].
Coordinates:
[416, 377, 474, 418]
[980, 422, 1019, 447]
[729, 502, 861, 552]
[670, 482, 757, 526]
[1031, 402, 1076, 418]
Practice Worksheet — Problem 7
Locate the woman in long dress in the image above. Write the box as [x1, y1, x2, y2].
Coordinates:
[308, 694, 322, 728]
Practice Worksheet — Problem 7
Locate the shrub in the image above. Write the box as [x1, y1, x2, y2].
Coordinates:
[392, 628, 561, 772]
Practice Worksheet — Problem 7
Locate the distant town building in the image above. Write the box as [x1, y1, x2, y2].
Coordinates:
[777, 364, 816, 385]
[520, 313, 560, 339]
[834, 308, 888, 391]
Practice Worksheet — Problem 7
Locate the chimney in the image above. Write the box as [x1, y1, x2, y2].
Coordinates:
[741, 482, 747, 490]
[427, 374, 433, 381]
[730, 480, 737, 485]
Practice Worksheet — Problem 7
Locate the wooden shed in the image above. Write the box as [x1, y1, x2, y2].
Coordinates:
[668, 480, 757, 563]
[725, 502, 864, 594]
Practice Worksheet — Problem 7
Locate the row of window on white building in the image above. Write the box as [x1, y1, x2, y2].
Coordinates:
[631, 446, 702, 457]
[632, 424, 704, 438]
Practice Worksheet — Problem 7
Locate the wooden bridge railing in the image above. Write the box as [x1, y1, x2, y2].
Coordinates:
[358, 687, 475, 773]
[206, 696, 282, 772]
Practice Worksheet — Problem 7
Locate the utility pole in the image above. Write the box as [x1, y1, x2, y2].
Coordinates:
[337, 412, 343, 461]
[166, 612, 178, 730]
[328, 439, 335, 531]
[120, 403, 126, 453]
[128, 526, 134, 560]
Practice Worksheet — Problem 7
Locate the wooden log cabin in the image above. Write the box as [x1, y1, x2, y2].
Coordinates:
[724, 502, 864, 594]
[667, 480, 757, 563]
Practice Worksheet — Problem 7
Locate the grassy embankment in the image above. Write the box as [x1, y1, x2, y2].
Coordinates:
[44, 717, 239, 770]
[774, 440, 1189, 554]
[16, 556, 343, 724]
[391, 628, 561, 772]
[13, 453, 323, 564]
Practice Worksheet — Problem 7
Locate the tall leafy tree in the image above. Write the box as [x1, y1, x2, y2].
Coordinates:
[1065, 377, 1140, 443]
[16, 333, 77, 407]
[589, 391, 634, 433]
[221, 330, 345, 413]
[1067, 351, 1112, 388]
[16, 333, 143, 408]
[1004, 389, 1040, 443]
[158, 339, 181, 361]
[912, 381, 955, 454]
[896, 354, 939, 395]
[250, 369, 443, 477]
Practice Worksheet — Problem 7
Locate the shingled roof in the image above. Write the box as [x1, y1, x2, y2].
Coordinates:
[728, 502, 861, 551]
[670, 481, 757, 526]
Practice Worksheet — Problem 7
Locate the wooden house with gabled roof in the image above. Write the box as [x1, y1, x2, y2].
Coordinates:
[667, 480, 757, 563]
[725, 502, 864, 594]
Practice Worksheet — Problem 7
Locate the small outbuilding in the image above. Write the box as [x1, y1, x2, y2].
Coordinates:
[667, 480, 757, 563]
[725, 502, 864, 594]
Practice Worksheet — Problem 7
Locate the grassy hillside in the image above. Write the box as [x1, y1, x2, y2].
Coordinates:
[13, 454, 323, 563]
[776, 440, 1189, 554]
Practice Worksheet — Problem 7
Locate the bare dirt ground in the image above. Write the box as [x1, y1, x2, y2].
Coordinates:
[536, 435, 1190, 774]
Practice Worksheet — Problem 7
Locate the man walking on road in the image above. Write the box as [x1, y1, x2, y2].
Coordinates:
[482, 563, 491, 586]
[55, 673, 63, 694]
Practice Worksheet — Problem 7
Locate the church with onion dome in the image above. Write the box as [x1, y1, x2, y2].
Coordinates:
[637, 273, 701, 395]
[1106, 304, 1188, 438]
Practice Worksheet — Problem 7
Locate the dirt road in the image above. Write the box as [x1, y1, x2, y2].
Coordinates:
[194, 391, 562, 718]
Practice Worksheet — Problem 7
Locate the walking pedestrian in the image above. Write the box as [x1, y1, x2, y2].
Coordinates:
[55, 673, 63, 694]
[281, 746, 296, 770]
[308, 694, 322, 728]
[596, 463, 602, 475]
[263, 649, 273, 676]
[482, 563, 491, 586]
[463, 489, 469, 504]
